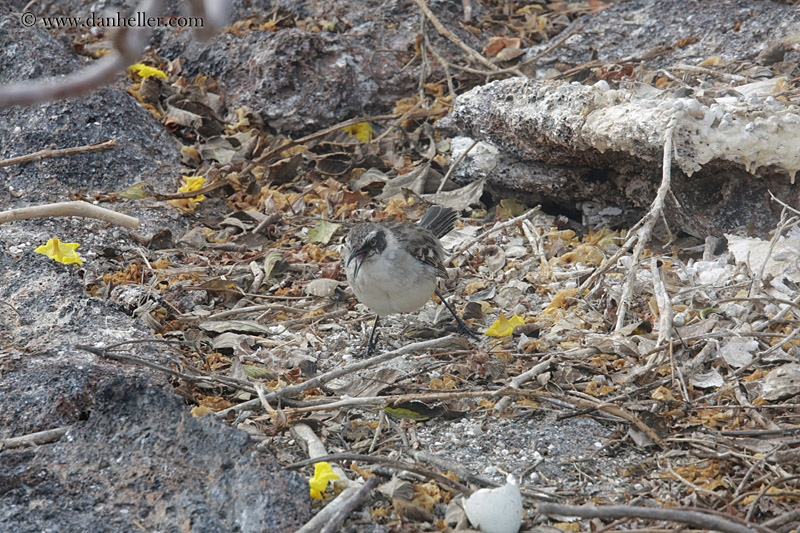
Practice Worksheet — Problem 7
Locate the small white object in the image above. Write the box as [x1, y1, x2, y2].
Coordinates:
[464, 475, 523, 533]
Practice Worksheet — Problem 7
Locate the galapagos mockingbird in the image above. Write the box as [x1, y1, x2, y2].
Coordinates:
[344, 205, 478, 355]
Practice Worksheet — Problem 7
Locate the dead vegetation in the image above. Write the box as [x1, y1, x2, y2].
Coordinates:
[2, 0, 800, 531]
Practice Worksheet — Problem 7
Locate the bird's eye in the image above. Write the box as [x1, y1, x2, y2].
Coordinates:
[368, 237, 377, 247]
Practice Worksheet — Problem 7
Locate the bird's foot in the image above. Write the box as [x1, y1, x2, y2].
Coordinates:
[363, 340, 379, 358]
[456, 318, 481, 340]
[435, 289, 481, 341]
[358, 315, 381, 357]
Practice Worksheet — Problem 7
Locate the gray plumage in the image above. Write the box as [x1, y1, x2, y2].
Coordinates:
[344, 206, 476, 354]
[417, 205, 457, 239]
[344, 208, 454, 316]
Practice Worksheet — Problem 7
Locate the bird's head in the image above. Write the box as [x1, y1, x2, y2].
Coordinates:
[346, 225, 386, 280]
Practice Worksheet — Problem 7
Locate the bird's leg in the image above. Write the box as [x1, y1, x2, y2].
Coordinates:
[435, 289, 480, 340]
[365, 315, 380, 356]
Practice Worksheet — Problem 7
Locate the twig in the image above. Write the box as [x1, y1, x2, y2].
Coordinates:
[751, 207, 798, 297]
[576, 216, 647, 294]
[744, 474, 800, 522]
[214, 336, 457, 417]
[295, 486, 364, 533]
[732, 445, 782, 501]
[535, 503, 760, 533]
[0, 427, 68, 450]
[0, 200, 139, 229]
[0, 139, 117, 168]
[521, 219, 551, 277]
[319, 476, 379, 533]
[204, 303, 310, 320]
[673, 64, 748, 83]
[733, 322, 800, 378]
[510, 26, 582, 73]
[492, 356, 553, 415]
[368, 411, 386, 454]
[76, 344, 259, 392]
[283, 387, 537, 416]
[446, 206, 541, 263]
[424, 32, 456, 100]
[721, 427, 800, 438]
[274, 309, 347, 329]
[524, 389, 666, 449]
[291, 423, 353, 487]
[762, 508, 800, 529]
[287, 452, 472, 496]
[254, 113, 419, 164]
[371, 101, 424, 145]
[436, 139, 478, 195]
[613, 121, 675, 332]
[662, 459, 725, 502]
[769, 189, 800, 217]
[650, 259, 673, 348]
[410, 0, 518, 75]
[408, 448, 501, 490]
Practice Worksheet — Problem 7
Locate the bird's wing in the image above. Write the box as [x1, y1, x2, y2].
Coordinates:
[387, 222, 448, 279]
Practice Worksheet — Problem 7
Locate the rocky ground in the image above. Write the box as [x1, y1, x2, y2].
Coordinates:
[1, 0, 799, 532]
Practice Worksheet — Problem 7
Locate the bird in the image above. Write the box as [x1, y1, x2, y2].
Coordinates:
[344, 205, 478, 356]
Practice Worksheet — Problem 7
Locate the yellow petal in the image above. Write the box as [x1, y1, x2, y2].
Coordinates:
[485, 312, 525, 337]
[34, 237, 83, 265]
[128, 63, 167, 79]
[342, 122, 372, 142]
[308, 462, 339, 498]
[178, 176, 206, 202]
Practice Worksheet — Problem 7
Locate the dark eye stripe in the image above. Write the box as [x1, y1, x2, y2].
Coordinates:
[372, 230, 386, 253]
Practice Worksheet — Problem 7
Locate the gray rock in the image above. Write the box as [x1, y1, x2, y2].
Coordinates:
[0, 377, 311, 532]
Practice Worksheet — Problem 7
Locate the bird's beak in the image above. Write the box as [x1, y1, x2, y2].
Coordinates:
[347, 248, 366, 280]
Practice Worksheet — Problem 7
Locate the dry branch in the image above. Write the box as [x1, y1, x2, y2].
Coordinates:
[410, 0, 518, 75]
[650, 259, 674, 348]
[214, 336, 458, 418]
[0, 0, 164, 106]
[492, 356, 553, 415]
[536, 503, 761, 533]
[0, 139, 116, 168]
[612, 121, 675, 332]
[288, 452, 472, 496]
[319, 476, 379, 533]
[295, 485, 364, 533]
[0, 200, 139, 229]
[0, 0, 231, 107]
[446, 206, 541, 263]
[0, 427, 68, 450]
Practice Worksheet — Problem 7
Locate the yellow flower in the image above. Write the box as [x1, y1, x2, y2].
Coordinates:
[342, 122, 372, 142]
[178, 176, 206, 202]
[34, 237, 83, 265]
[128, 63, 167, 79]
[308, 462, 339, 499]
[485, 312, 525, 337]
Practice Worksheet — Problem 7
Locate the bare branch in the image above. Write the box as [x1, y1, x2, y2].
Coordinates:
[0, 139, 117, 169]
[0, 201, 139, 229]
[613, 121, 675, 332]
[536, 503, 763, 533]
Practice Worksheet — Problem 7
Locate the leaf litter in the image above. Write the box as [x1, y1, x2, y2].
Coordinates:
[78, 5, 800, 530]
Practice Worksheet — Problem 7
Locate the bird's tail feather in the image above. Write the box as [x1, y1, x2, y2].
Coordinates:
[418, 205, 457, 239]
